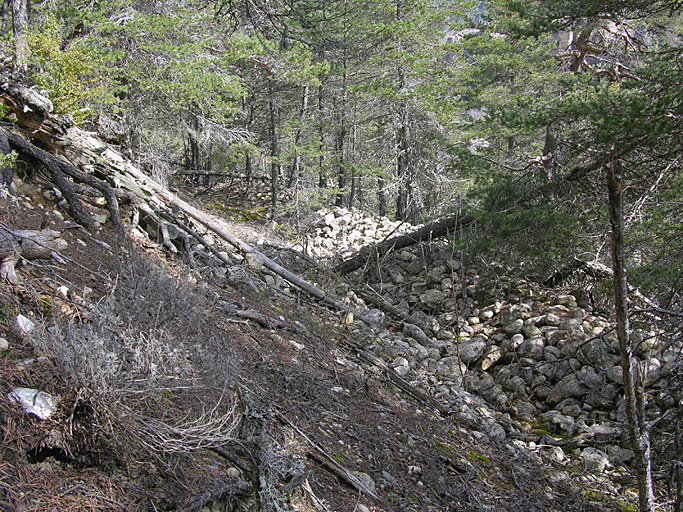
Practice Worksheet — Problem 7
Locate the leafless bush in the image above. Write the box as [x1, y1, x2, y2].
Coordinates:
[32, 252, 240, 459]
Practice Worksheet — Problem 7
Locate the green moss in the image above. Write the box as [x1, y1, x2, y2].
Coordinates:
[583, 488, 638, 512]
[434, 439, 455, 452]
[468, 450, 491, 464]
[206, 200, 228, 212]
[40, 295, 54, 319]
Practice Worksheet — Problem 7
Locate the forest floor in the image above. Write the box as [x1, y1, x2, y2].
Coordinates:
[0, 178, 616, 511]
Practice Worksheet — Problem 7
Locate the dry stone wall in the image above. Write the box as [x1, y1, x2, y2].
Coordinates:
[307, 207, 680, 471]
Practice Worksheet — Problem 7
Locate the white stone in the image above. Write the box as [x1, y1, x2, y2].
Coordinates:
[8, 387, 59, 419]
[16, 315, 34, 334]
[0, 337, 8, 351]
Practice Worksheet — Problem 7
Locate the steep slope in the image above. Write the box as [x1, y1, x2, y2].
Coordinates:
[0, 168, 610, 511]
[3, 79, 678, 512]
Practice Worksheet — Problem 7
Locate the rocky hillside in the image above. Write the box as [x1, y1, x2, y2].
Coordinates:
[0, 177, 677, 512]
[0, 85, 680, 510]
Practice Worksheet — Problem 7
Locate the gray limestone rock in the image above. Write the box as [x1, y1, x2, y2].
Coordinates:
[548, 374, 583, 404]
[512, 401, 538, 422]
[436, 357, 467, 383]
[543, 313, 561, 327]
[457, 337, 487, 363]
[581, 447, 610, 472]
[517, 336, 545, 360]
[504, 319, 524, 336]
[485, 421, 506, 441]
[480, 346, 502, 371]
[541, 410, 576, 435]
[419, 288, 444, 308]
[403, 323, 431, 346]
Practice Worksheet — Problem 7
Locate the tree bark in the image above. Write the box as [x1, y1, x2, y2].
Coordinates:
[268, 77, 280, 219]
[4, 129, 94, 229]
[377, 174, 387, 217]
[3, 129, 112, 231]
[0, 226, 67, 284]
[333, 213, 474, 275]
[286, 85, 308, 189]
[11, 0, 28, 73]
[607, 159, 655, 512]
[317, 82, 328, 190]
[543, 256, 612, 287]
[335, 55, 348, 207]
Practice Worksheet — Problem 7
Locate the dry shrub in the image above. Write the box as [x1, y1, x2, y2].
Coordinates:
[32, 252, 240, 460]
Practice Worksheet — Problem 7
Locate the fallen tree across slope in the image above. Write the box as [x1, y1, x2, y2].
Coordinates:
[333, 213, 475, 275]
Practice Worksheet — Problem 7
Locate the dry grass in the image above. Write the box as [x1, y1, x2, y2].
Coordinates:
[29, 251, 241, 461]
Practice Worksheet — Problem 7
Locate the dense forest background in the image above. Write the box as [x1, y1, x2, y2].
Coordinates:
[3, 0, 680, 311]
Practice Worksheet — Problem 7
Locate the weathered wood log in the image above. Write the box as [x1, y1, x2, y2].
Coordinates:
[333, 213, 475, 275]
[4, 129, 128, 235]
[3, 129, 94, 229]
[154, 188, 378, 324]
[0, 80, 71, 142]
[339, 334, 451, 417]
[543, 256, 612, 287]
[0, 226, 67, 284]
[45, 128, 380, 324]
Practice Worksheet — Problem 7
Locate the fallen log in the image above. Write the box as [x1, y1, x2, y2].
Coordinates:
[543, 256, 612, 287]
[3, 128, 94, 229]
[339, 334, 451, 417]
[0, 78, 380, 326]
[0, 226, 67, 284]
[357, 286, 434, 336]
[3, 129, 126, 235]
[273, 408, 383, 504]
[47, 128, 378, 325]
[333, 213, 475, 275]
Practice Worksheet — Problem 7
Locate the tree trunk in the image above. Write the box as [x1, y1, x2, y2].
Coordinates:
[188, 114, 201, 172]
[335, 55, 348, 207]
[395, 103, 410, 220]
[268, 77, 280, 220]
[243, 100, 254, 196]
[1, 0, 11, 37]
[334, 213, 474, 275]
[286, 85, 308, 189]
[317, 82, 328, 190]
[377, 174, 387, 217]
[4, 129, 94, 229]
[0, 130, 12, 188]
[607, 159, 655, 512]
[542, 124, 557, 182]
[394, 0, 411, 221]
[11, 0, 28, 73]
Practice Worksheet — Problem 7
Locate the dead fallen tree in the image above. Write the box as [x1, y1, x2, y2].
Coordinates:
[0, 78, 433, 330]
[18, 125, 378, 325]
[543, 256, 612, 287]
[0, 225, 67, 284]
[333, 213, 475, 275]
[2, 129, 127, 236]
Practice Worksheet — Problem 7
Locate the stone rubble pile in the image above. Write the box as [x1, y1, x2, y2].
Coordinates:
[304, 208, 680, 473]
[304, 207, 418, 259]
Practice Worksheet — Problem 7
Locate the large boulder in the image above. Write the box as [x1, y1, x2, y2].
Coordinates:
[548, 374, 584, 404]
[457, 337, 487, 363]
